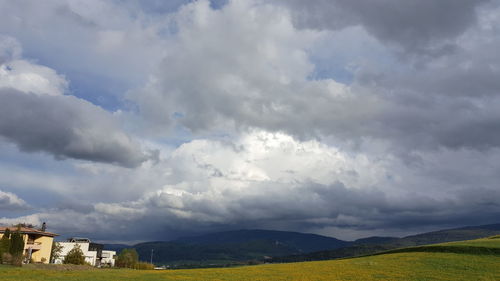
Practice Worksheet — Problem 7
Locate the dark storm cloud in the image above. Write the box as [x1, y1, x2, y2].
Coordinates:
[280, 0, 489, 55]
[227, 183, 500, 232]
[0, 88, 151, 167]
[35, 180, 500, 242]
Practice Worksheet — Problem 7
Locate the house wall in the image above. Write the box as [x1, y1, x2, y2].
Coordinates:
[0, 232, 53, 264]
[30, 236, 54, 263]
[101, 250, 116, 266]
[56, 242, 99, 266]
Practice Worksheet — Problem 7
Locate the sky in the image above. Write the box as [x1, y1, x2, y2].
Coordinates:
[0, 0, 500, 243]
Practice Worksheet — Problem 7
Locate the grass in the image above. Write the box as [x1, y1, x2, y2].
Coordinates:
[378, 235, 500, 257]
[1, 237, 499, 281]
[440, 236, 500, 248]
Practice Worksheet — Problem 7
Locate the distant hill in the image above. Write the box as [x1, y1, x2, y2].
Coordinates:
[131, 229, 349, 266]
[176, 229, 350, 253]
[353, 236, 398, 245]
[392, 223, 500, 247]
[133, 239, 297, 266]
[271, 223, 500, 263]
[104, 223, 500, 266]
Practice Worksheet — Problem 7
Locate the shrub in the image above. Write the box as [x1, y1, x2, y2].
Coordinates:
[11, 254, 23, 267]
[63, 244, 86, 265]
[115, 248, 153, 269]
[133, 261, 155, 270]
[1, 252, 12, 265]
[116, 248, 139, 268]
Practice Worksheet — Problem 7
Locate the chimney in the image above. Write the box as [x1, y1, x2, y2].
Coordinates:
[41, 222, 46, 232]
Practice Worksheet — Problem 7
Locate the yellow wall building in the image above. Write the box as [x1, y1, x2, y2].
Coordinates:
[0, 226, 58, 264]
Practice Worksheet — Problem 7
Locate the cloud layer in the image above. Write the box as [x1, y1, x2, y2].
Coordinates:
[3, 130, 500, 241]
[1, 0, 500, 242]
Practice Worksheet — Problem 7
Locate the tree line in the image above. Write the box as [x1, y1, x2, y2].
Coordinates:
[0, 228, 26, 266]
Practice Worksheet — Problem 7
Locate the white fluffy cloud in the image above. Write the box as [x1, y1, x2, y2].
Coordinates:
[0, 0, 168, 88]
[0, 190, 29, 211]
[0, 36, 153, 167]
[0, 60, 68, 96]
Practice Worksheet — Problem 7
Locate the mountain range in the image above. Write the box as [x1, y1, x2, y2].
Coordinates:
[104, 223, 500, 267]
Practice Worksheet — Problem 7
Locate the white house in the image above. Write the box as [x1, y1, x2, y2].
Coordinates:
[54, 238, 116, 267]
[101, 250, 116, 267]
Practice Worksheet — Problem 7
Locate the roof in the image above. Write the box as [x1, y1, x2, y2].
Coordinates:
[0, 226, 58, 237]
[67, 237, 91, 243]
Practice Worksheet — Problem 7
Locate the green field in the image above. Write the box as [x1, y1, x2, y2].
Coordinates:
[1, 237, 499, 281]
[378, 236, 500, 257]
[441, 235, 500, 248]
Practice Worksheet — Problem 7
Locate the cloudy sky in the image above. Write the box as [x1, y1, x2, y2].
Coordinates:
[1, 0, 500, 243]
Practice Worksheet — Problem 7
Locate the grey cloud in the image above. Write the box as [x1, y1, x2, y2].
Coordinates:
[237, 183, 500, 234]
[350, 17, 500, 151]
[366, 28, 500, 99]
[134, 0, 500, 154]
[0, 35, 21, 63]
[279, 0, 489, 56]
[226, 183, 497, 232]
[0, 88, 150, 167]
[116, 0, 195, 15]
[27, 180, 500, 242]
[133, 0, 383, 140]
[364, 96, 500, 151]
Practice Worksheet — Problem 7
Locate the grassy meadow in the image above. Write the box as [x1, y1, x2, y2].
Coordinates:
[1, 237, 499, 281]
[441, 235, 500, 248]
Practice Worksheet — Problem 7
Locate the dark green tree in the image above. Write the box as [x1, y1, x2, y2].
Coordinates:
[9, 228, 24, 266]
[63, 244, 86, 265]
[9, 229, 24, 256]
[116, 248, 139, 268]
[0, 228, 12, 263]
[2, 228, 11, 239]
